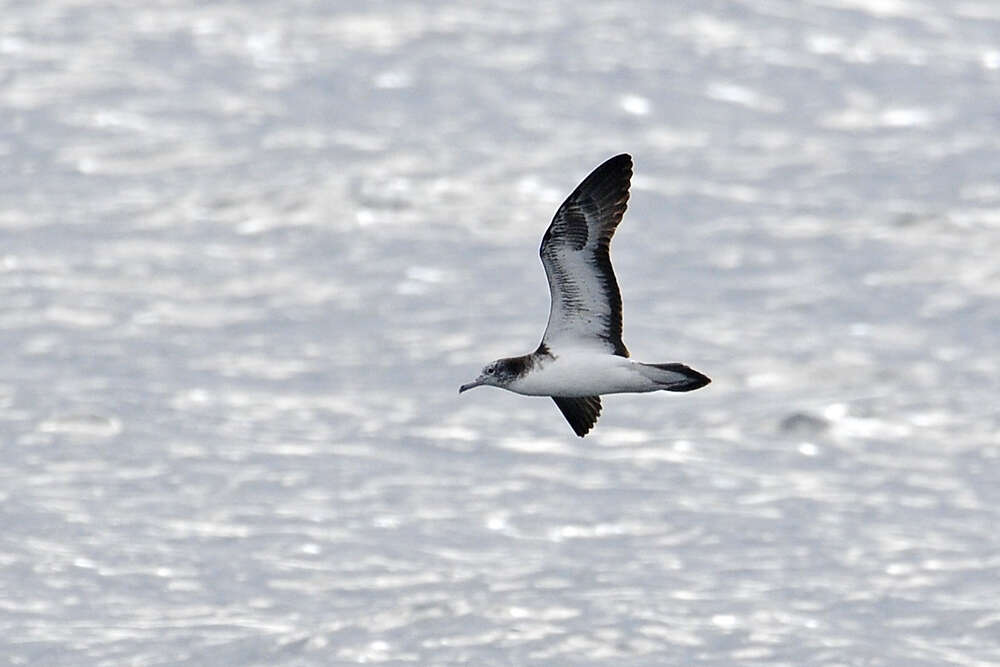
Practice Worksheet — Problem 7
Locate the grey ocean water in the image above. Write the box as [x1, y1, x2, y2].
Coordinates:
[2, 1, 1000, 664]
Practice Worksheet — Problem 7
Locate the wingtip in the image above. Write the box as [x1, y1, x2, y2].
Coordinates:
[601, 153, 633, 173]
[551, 396, 602, 438]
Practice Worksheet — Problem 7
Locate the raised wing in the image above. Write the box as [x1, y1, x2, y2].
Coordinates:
[539, 154, 632, 357]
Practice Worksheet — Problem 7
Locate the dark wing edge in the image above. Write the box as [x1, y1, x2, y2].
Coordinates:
[548, 154, 632, 242]
[539, 154, 633, 357]
[551, 396, 603, 437]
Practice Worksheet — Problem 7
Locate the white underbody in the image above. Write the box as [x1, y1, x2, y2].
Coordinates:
[507, 350, 666, 397]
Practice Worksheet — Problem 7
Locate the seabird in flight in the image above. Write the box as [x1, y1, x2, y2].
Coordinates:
[459, 154, 710, 437]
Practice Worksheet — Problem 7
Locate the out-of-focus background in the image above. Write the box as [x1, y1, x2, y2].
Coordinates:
[2, 1, 1000, 664]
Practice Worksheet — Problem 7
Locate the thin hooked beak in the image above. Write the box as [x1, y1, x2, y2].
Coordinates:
[459, 378, 485, 394]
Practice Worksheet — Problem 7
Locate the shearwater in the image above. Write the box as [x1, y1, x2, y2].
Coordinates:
[459, 154, 710, 437]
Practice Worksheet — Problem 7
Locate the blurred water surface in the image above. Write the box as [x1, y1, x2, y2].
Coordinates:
[2, 0, 1000, 664]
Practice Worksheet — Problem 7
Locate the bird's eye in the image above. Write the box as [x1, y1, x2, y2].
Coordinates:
[486, 366, 495, 375]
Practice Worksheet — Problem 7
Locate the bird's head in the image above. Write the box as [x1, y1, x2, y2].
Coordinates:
[459, 358, 520, 393]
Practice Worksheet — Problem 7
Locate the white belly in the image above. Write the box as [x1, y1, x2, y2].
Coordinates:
[507, 352, 658, 397]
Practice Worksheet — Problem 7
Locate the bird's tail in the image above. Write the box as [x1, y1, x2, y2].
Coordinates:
[638, 363, 711, 392]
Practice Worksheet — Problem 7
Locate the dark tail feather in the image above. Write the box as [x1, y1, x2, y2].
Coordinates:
[641, 363, 711, 392]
